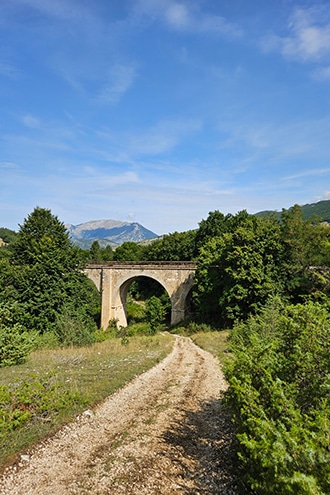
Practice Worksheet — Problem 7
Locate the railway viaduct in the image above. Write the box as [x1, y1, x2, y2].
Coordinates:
[85, 262, 196, 329]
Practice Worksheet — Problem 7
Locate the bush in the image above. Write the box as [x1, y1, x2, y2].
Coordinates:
[0, 324, 36, 367]
[224, 298, 330, 494]
[54, 305, 96, 347]
[0, 303, 37, 367]
[126, 298, 146, 323]
[145, 296, 165, 333]
[32, 331, 60, 350]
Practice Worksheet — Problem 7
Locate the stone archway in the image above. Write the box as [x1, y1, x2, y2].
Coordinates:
[114, 275, 170, 327]
[84, 262, 196, 329]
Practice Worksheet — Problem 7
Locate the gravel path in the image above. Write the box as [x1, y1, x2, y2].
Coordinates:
[0, 336, 238, 494]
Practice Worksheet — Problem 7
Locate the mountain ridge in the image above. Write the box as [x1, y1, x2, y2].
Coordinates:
[2, 199, 330, 249]
[66, 220, 158, 249]
[256, 199, 330, 223]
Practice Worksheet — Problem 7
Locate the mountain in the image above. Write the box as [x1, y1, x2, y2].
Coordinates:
[256, 199, 330, 223]
[66, 219, 158, 249]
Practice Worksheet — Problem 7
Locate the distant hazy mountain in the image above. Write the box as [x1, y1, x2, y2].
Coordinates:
[66, 219, 158, 249]
[256, 199, 330, 223]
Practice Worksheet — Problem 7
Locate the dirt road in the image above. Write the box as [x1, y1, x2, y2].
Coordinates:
[0, 336, 238, 494]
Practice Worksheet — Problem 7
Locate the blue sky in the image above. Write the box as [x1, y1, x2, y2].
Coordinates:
[1, 0, 330, 235]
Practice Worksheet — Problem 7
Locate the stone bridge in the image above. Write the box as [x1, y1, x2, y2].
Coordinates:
[85, 262, 196, 329]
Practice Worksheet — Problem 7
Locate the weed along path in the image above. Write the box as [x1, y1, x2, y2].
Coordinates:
[0, 336, 238, 494]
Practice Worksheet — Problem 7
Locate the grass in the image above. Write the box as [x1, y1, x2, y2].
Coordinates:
[189, 330, 231, 365]
[172, 322, 231, 365]
[0, 332, 174, 471]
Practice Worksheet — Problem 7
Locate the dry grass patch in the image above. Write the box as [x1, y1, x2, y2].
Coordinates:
[190, 330, 230, 364]
[0, 333, 173, 470]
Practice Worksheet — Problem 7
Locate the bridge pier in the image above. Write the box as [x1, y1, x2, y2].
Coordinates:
[85, 263, 196, 329]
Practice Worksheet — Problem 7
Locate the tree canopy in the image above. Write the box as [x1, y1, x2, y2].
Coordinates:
[2, 207, 99, 339]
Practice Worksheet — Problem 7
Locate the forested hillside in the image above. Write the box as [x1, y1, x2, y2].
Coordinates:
[256, 198, 330, 223]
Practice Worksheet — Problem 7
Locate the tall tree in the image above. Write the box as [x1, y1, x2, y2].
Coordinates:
[9, 207, 99, 336]
[281, 205, 330, 300]
[142, 230, 196, 261]
[89, 240, 102, 262]
[194, 212, 283, 325]
[113, 242, 143, 262]
[101, 244, 113, 261]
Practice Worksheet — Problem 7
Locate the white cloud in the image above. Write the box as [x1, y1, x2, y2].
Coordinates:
[263, 7, 330, 63]
[283, 168, 330, 181]
[320, 191, 330, 200]
[165, 3, 189, 29]
[0, 161, 18, 169]
[82, 170, 139, 188]
[98, 64, 136, 104]
[21, 114, 41, 128]
[0, 61, 21, 79]
[97, 117, 201, 159]
[312, 65, 330, 81]
[217, 115, 330, 166]
[123, 118, 201, 156]
[134, 0, 242, 37]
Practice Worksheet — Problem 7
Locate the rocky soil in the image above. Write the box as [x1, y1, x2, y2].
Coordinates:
[0, 336, 239, 494]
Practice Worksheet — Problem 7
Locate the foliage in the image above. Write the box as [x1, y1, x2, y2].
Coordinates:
[194, 205, 330, 326]
[0, 303, 37, 367]
[54, 304, 96, 347]
[142, 230, 196, 261]
[0, 372, 84, 440]
[101, 244, 114, 261]
[88, 241, 113, 262]
[0, 229, 15, 262]
[256, 199, 330, 223]
[32, 331, 60, 350]
[2, 207, 99, 338]
[194, 212, 283, 325]
[113, 241, 144, 261]
[224, 298, 330, 494]
[145, 296, 166, 333]
[89, 240, 102, 262]
[280, 205, 330, 300]
[128, 277, 167, 301]
[194, 210, 231, 254]
[0, 228, 17, 245]
[12, 207, 76, 266]
[126, 298, 146, 323]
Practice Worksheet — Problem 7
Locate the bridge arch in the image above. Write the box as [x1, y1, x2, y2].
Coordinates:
[85, 262, 196, 329]
[113, 274, 170, 326]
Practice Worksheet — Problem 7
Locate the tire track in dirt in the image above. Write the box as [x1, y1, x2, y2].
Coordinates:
[0, 336, 238, 494]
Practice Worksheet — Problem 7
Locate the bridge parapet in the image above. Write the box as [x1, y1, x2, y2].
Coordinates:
[86, 261, 196, 269]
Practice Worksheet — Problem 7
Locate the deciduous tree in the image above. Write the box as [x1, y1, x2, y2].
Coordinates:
[8, 207, 99, 337]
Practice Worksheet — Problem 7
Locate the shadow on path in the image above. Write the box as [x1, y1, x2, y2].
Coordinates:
[162, 397, 242, 494]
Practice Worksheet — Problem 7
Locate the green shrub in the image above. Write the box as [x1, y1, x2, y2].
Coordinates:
[54, 306, 96, 347]
[126, 299, 146, 323]
[145, 296, 165, 333]
[0, 324, 36, 367]
[0, 372, 86, 440]
[125, 322, 152, 336]
[32, 331, 60, 350]
[0, 303, 37, 367]
[225, 298, 330, 494]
